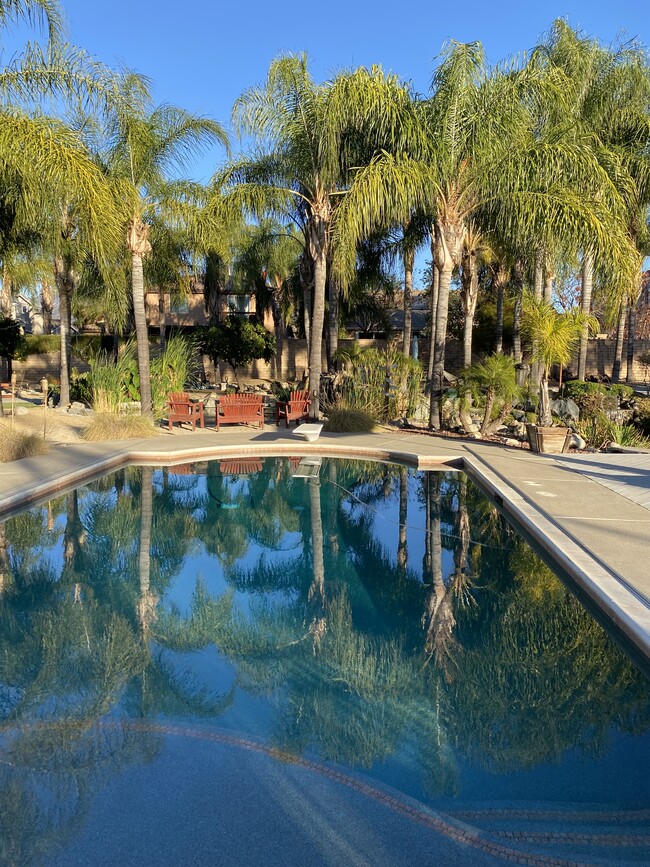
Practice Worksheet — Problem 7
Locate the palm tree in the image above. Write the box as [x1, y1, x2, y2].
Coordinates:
[522, 294, 595, 426]
[227, 57, 417, 419]
[105, 78, 229, 416]
[534, 21, 650, 381]
[337, 40, 638, 429]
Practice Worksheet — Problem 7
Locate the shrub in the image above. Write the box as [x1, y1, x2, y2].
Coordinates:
[0, 423, 48, 462]
[632, 398, 650, 436]
[151, 336, 200, 420]
[576, 412, 650, 450]
[324, 407, 377, 433]
[330, 346, 423, 422]
[559, 380, 633, 420]
[200, 316, 275, 379]
[24, 334, 102, 356]
[88, 343, 140, 414]
[458, 354, 521, 437]
[81, 413, 158, 441]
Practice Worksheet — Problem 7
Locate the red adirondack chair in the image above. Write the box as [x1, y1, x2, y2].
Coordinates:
[167, 392, 205, 432]
[275, 390, 310, 427]
[215, 393, 265, 430]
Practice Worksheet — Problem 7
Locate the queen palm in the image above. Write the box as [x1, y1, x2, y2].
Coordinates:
[521, 294, 595, 426]
[336, 40, 637, 428]
[105, 80, 229, 416]
[227, 56, 418, 419]
[533, 21, 650, 381]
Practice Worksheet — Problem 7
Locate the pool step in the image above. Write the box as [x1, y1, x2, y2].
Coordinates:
[445, 804, 650, 865]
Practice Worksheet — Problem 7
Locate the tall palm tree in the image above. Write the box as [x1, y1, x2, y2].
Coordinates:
[227, 57, 417, 419]
[533, 21, 650, 382]
[337, 40, 637, 428]
[105, 78, 229, 416]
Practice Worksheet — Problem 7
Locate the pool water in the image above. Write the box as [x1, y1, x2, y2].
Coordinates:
[0, 458, 649, 866]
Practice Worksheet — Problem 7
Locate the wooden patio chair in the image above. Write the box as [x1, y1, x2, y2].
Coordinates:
[215, 393, 265, 431]
[167, 392, 205, 432]
[275, 390, 311, 428]
[219, 459, 264, 475]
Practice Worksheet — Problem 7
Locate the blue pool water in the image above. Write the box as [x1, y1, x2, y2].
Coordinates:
[0, 458, 648, 866]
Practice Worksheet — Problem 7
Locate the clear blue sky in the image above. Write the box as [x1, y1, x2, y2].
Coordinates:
[40, 0, 650, 182]
[4, 0, 648, 283]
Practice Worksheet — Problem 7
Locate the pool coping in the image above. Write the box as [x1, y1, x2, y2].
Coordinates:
[1, 429, 649, 665]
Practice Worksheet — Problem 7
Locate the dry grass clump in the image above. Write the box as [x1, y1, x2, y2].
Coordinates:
[81, 413, 159, 442]
[0, 422, 49, 462]
[324, 408, 377, 433]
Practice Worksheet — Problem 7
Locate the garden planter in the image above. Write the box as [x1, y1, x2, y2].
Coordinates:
[526, 423, 571, 454]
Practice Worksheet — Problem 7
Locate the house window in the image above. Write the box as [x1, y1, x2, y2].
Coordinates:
[229, 295, 251, 314]
[170, 298, 190, 314]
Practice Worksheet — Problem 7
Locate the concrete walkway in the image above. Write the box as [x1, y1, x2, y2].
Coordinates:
[1, 425, 649, 664]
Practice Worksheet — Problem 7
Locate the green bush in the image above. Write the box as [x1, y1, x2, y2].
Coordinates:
[331, 346, 423, 422]
[324, 407, 376, 432]
[559, 380, 633, 420]
[576, 411, 650, 450]
[151, 336, 200, 420]
[632, 398, 650, 436]
[24, 334, 102, 356]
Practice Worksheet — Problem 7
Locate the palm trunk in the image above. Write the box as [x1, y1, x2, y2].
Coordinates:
[0, 522, 9, 597]
[534, 249, 544, 301]
[427, 260, 439, 382]
[429, 218, 464, 429]
[429, 262, 452, 429]
[495, 270, 505, 355]
[543, 269, 553, 305]
[54, 256, 74, 408]
[612, 303, 627, 384]
[402, 247, 414, 356]
[307, 477, 326, 650]
[272, 279, 286, 378]
[308, 242, 327, 420]
[1, 265, 13, 319]
[158, 290, 166, 352]
[41, 278, 54, 334]
[512, 262, 523, 364]
[132, 252, 153, 417]
[577, 252, 593, 381]
[461, 246, 479, 368]
[539, 373, 552, 426]
[328, 273, 339, 369]
[397, 465, 408, 570]
[626, 303, 636, 383]
[137, 466, 155, 635]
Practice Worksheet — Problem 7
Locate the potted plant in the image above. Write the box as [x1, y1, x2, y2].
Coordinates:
[521, 295, 595, 453]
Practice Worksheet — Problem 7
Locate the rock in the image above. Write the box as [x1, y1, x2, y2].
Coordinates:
[67, 402, 88, 415]
[570, 432, 587, 450]
[508, 421, 527, 438]
[501, 438, 520, 448]
[551, 398, 580, 423]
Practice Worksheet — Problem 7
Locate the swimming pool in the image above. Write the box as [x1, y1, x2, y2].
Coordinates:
[1, 458, 648, 866]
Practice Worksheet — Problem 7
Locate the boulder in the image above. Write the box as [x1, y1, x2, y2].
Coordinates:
[551, 398, 580, 423]
[570, 432, 587, 450]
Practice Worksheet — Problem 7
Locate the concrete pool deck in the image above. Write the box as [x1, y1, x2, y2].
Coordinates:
[1, 425, 649, 665]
